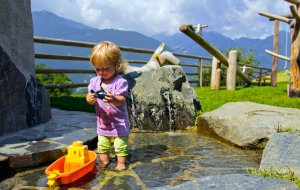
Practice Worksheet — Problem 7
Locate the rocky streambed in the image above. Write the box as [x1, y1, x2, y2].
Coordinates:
[0, 130, 262, 189]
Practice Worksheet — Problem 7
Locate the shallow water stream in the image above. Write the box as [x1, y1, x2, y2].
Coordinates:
[0, 130, 262, 189]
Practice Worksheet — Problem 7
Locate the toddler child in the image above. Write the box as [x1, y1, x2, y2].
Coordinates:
[86, 41, 130, 170]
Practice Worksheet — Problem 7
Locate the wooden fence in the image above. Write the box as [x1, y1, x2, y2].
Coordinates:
[34, 37, 271, 89]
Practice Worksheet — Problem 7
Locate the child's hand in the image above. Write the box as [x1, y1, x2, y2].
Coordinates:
[86, 92, 97, 105]
[103, 92, 125, 106]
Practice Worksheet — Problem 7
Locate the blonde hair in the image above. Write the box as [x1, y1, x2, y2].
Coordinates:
[90, 41, 126, 73]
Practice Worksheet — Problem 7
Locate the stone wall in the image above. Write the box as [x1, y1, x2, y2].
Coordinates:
[0, 0, 51, 135]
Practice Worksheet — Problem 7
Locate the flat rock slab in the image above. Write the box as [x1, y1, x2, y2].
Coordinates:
[151, 174, 298, 190]
[0, 108, 97, 169]
[198, 101, 300, 148]
[260, 132, 300, 178]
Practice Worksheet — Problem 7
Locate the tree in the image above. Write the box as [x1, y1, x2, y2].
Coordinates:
[35, 63, 72, 96]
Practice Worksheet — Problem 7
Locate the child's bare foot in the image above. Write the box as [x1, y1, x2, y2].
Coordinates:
[115, 164, 126, 171]
[115, 156, 126, 170]
[99, 152, 110, 170]
[99, 161, 109, 169]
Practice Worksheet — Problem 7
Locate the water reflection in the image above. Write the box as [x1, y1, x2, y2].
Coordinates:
[0, 130, 262, 190]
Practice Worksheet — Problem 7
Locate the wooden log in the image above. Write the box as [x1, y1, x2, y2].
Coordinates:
[258, 68, 263, 86]
[36, 69, 95, 74]
[180, 25, 228, 64]
[290, 5, 300, 23]
[210, 57, 217, 90]
[289, 5, 300, 97]
[140, 43, 165, 71]
[44, 83, 87, 89]
[34, 37, 155, 54]
[265, 50, 290, 61]
[238, 63, 272, 71]
[259, 11, 291, 23]
[34, 37, 95, 48]
[189, 80, 199, 83]
[269, 14, 294, 21]
[271, 20, 279, 87]
[125, 60, 147, 64]
[199, 58, 203, 87]
[210, 57, 220, 90]
[215, 62, 221, 90]
[193, 24, 208, 36]
[284, 0, 300, 5]
[35, 54, 89, 61]
[227, 50, 237, 90]
[180, 64, 200, 68]
[171, 53, 211, 60]
[179, 24, 252, 85]
[185, 72, 199, 75]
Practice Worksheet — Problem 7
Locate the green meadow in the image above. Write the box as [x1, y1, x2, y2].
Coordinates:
[50, 70, 300, 113]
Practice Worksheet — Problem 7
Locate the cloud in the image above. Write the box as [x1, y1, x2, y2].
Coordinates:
[31, 0, 291, 39]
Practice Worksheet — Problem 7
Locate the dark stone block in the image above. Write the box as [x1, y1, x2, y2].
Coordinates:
[0, 0, 51, 135]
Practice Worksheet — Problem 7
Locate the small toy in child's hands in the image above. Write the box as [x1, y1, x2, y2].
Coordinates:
[91, 88, 107, 100]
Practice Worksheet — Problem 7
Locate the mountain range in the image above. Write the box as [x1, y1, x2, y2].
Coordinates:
[32, 10, 291, 83]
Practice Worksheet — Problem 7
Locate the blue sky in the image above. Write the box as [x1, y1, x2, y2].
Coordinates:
[31, 0, 291, 39]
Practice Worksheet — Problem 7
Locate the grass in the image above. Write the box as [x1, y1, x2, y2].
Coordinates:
[247, 167, 300, 188]
[50, 71, 300, 113]
[195, 70, 300, 113]
[50, 94, 95, 112]
[195, 81, 300, 113]
[277, 69, 291, 83]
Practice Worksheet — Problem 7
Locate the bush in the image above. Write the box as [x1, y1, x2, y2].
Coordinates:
[35, 63, 72, 96]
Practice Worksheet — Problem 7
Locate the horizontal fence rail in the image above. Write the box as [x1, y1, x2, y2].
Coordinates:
[34, 37, 212, 88]
[34, 37, 271, 89]
[44, 83, 88, 89]
[36, 69, 95, 74]
[34, 37, 212, 59]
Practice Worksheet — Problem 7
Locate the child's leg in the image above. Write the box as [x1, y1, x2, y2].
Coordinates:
[98, 135, 111, 168]
[114, 136, 129, 170]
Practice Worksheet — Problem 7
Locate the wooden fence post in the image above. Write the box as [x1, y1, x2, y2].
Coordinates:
[227, 50, 237, 90]
[216, 61, 221, 89]
[271, 19, 279, 87]
[199, 58, 203, 87]
[210, 57, 220, 90]
[258, 68, 263, 86]
[180, 24, 252, 85]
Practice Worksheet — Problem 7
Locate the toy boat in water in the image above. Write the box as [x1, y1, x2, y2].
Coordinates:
[45, 141, 97, 187]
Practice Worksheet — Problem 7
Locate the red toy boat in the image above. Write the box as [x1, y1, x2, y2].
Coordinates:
[45, 141, 97, 187]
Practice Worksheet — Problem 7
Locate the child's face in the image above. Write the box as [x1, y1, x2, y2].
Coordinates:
[95, 64, 117, 80]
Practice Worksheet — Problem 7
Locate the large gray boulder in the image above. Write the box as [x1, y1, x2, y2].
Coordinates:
[0, 0, 51, 135]
[259, 132, 300, 178]
[198, 101, 300, 148]
[124, 65, 201, 131]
